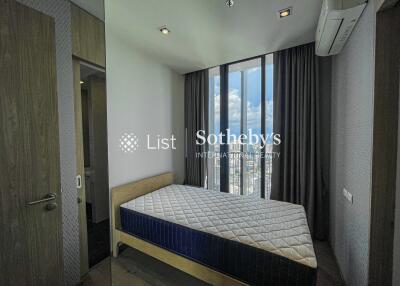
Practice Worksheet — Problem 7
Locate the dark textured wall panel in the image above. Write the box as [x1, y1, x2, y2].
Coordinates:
[330, 2, 376, 286]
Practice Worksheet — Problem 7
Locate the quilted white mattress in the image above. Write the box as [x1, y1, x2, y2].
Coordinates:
[121, 184, 317, 268]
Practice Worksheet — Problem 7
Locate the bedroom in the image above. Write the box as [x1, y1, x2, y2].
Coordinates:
[0, 0, 399, 286]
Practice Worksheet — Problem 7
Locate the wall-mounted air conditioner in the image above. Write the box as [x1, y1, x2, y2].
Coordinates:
[315, 0, 367, 56]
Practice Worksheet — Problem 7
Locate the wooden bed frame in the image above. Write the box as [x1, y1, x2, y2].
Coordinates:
[111, 172, 248, 286]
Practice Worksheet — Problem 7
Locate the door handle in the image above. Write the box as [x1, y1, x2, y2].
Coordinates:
[26, 193, 57, 206]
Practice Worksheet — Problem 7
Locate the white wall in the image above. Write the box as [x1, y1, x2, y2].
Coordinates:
[330, 2, 376, 285]
[105, 30, 185, 189]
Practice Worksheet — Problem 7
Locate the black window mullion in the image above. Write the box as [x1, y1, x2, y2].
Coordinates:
[240, 70, 245, 195]
[220, 64, 229, 193]
[261, 55, 266, 199]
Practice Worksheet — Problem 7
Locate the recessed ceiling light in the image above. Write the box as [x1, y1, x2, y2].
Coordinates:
[159, 26, 170, 35]
[80, 80, 84, 84]
[278, 7, 292, 18]
[226, 0, 234, 7]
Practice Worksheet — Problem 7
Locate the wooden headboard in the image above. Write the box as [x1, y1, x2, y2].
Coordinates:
[111, 172, 174, 232]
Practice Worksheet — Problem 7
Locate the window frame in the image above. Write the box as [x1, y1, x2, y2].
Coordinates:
[209, 54, 271, 199]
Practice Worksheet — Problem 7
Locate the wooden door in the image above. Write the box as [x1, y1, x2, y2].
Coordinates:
[0, 2, 63, 285]
[71, 4, 106, 67]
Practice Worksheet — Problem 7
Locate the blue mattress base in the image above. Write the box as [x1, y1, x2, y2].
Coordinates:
[120, 206, 317, 286]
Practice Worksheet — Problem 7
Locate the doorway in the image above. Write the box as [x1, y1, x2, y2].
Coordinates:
[74, 60, 110, 276]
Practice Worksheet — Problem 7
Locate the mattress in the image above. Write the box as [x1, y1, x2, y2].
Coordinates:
[120, 184, 317, 286]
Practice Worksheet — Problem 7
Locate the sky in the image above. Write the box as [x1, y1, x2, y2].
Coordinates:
[210, 63, 273, 141]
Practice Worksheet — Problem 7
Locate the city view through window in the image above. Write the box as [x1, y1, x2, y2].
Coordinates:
[208, 55, 273, 198]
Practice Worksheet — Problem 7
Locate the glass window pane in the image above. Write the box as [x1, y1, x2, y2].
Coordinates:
[228, 58, 261, 197]
[265, 54, 273, 199]
[208, 67, 220, 191]
[228, 68, 242, 195]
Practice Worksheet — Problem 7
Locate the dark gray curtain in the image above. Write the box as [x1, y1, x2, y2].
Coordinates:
[271, 43, 327, 239]
[184, 70, 209, 187]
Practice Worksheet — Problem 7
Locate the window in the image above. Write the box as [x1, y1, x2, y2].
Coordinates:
[208, 54, 273, 199]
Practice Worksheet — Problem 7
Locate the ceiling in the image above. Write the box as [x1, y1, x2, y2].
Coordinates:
[105, 0, 322, 74]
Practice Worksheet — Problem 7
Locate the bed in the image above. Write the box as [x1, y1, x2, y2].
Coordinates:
[111, 173, 317, 286]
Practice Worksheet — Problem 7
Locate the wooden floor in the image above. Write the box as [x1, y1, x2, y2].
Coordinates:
[313, 241, 344, 286]
[82, 241, 343, 286]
